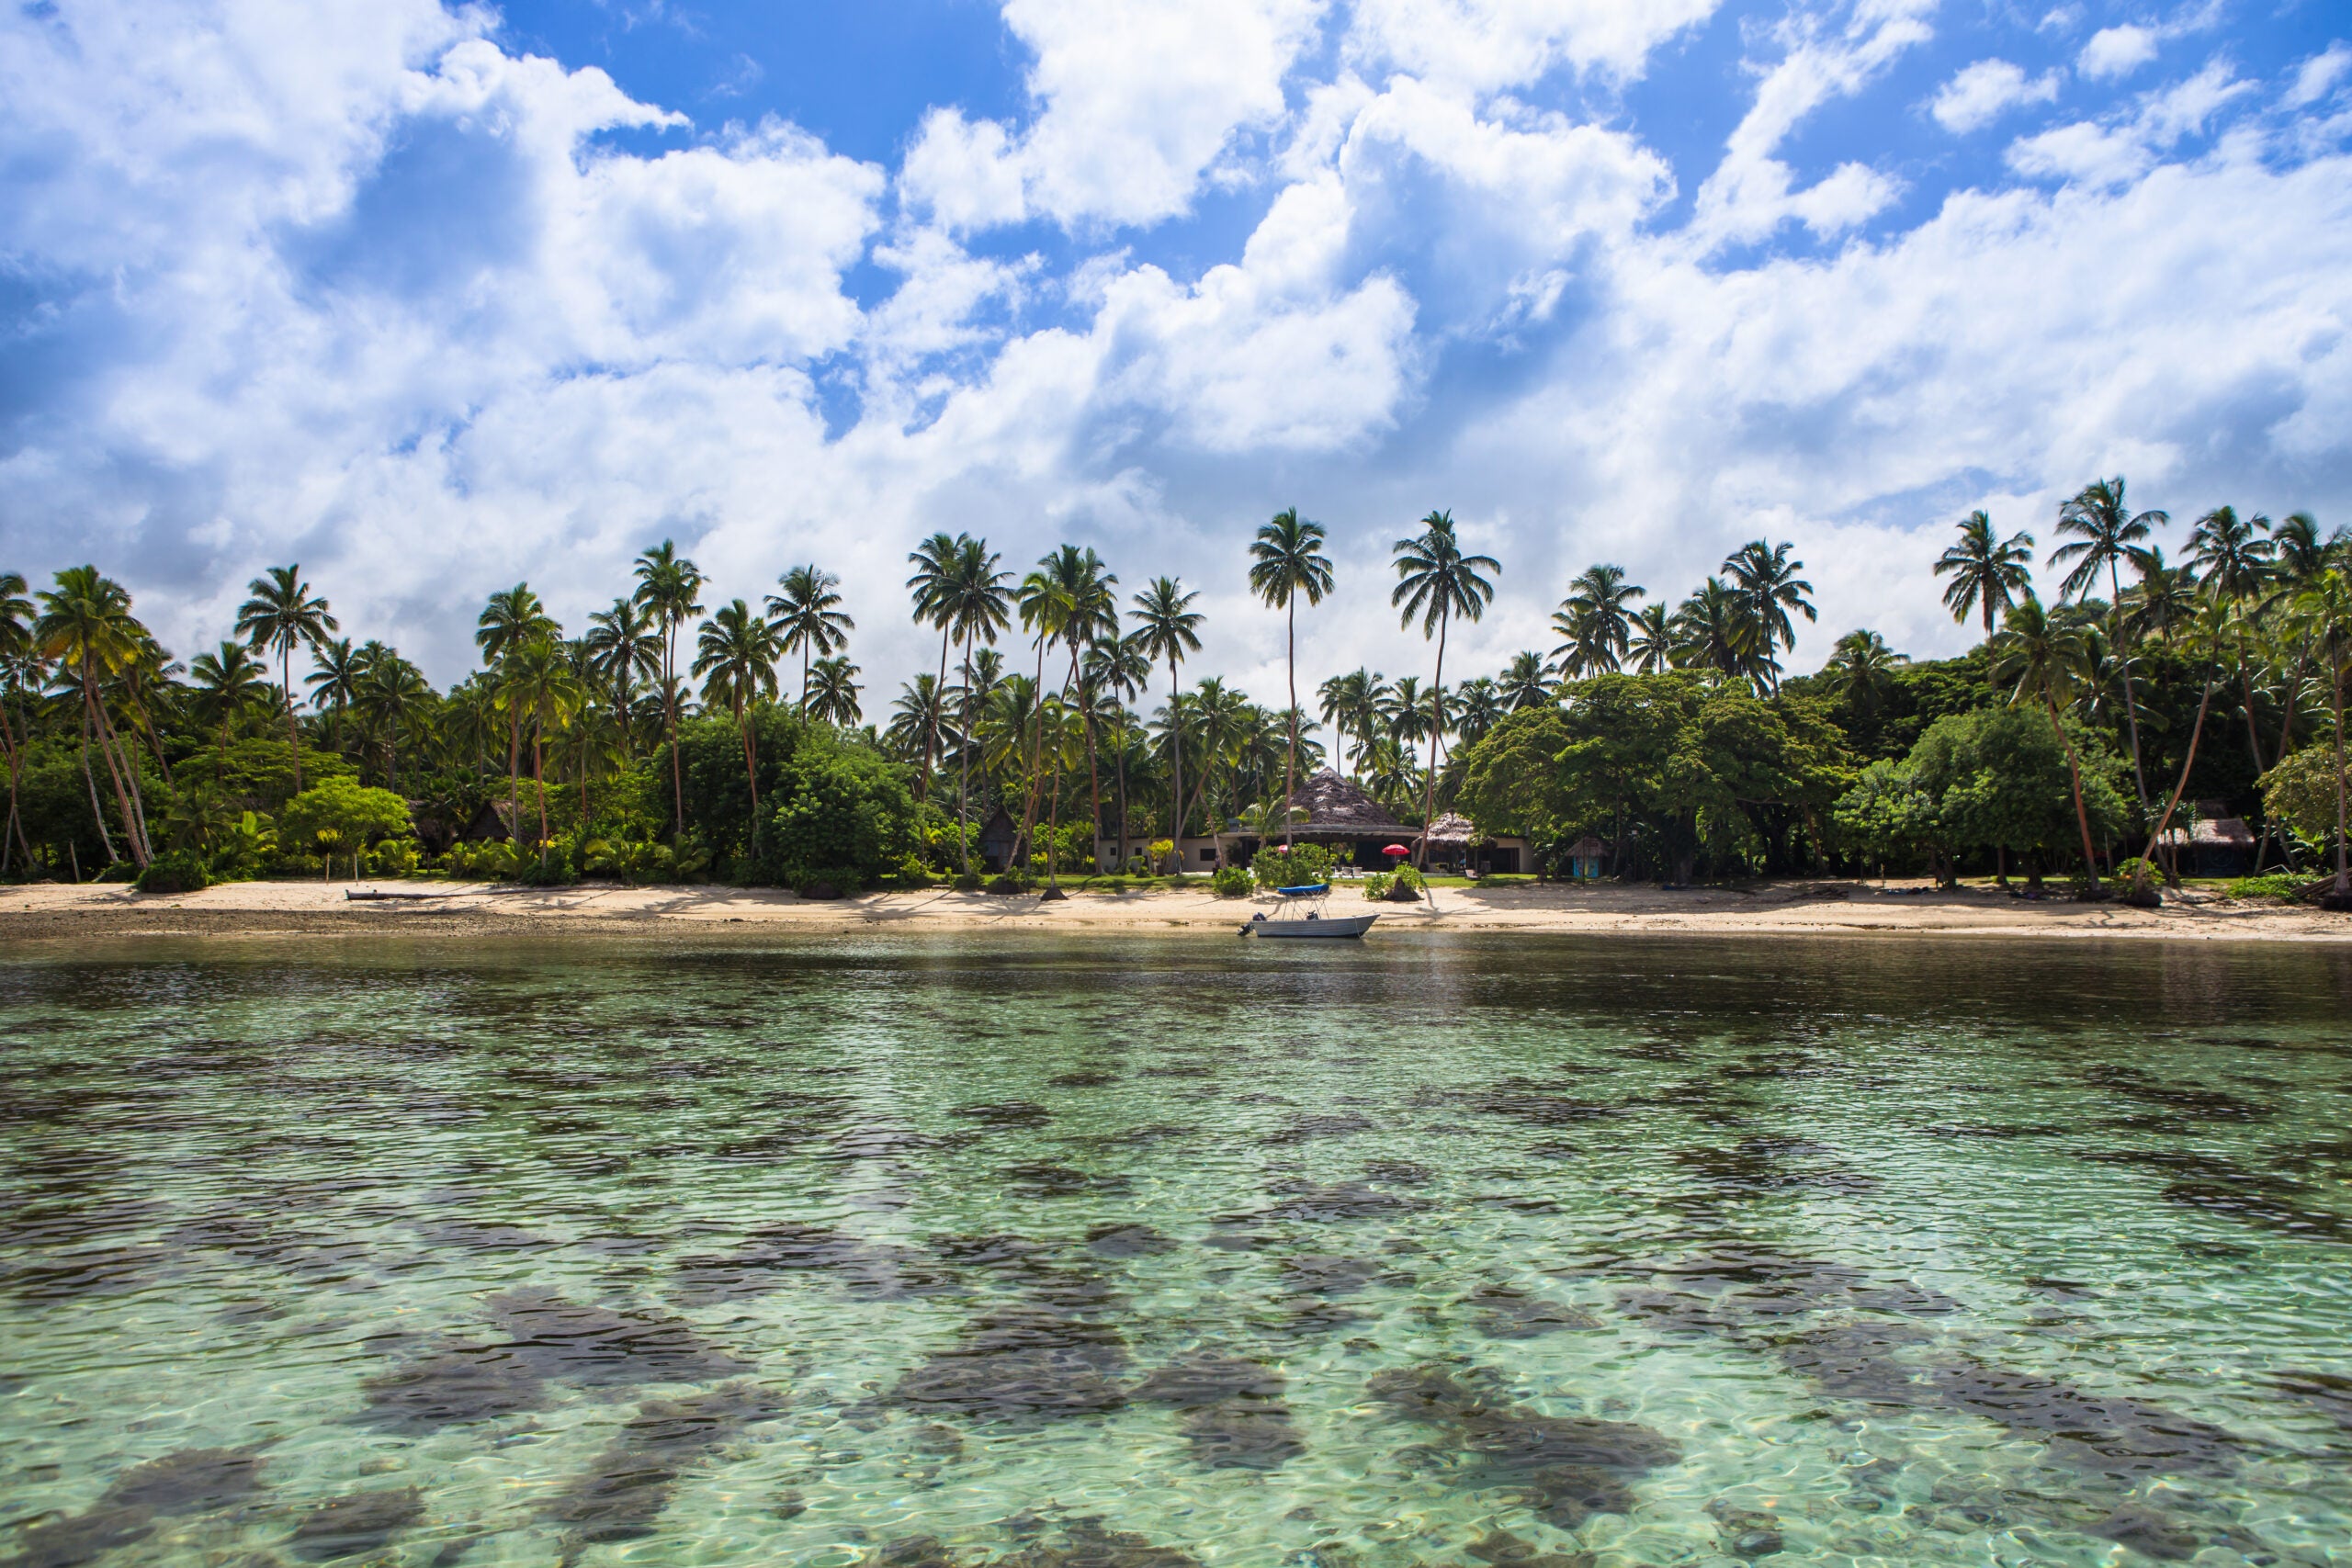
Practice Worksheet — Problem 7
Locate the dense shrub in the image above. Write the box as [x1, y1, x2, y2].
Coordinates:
[1210, 864, 1252, 897]
[1250, 841, 1335, 890]
[135, 849, 211, 894]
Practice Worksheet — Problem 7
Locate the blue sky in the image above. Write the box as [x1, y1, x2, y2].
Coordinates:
[3, 0, 2348, 697]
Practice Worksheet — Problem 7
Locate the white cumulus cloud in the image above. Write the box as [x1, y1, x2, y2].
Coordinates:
[1930, 59, 2064, 133]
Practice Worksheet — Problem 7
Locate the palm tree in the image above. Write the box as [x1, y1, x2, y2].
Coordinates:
[1392, 510, 1498, 863]
[632, 542, 704, 835]
[0, 572, 36, 870]
[1722, 540, 1815, 691]
[188, 641, 269, 768]
[2259, 512, 2344, 773]
[807, 656, 862, 726]
[2125, 547, 2199, 645]
[499, 633, 584, 856]
[1935, 511, 2036, 635]
[476, 583, 555, 846]
[905, 532, 964, 801]
[1498, 651, 1552, 711]
[1248, 508, 1335, 846]
[1671, 578, 1759, 687]
[1085, 634, 1152, 863]
[694, 599, 783, 818]
[2052, 479, 2167, 814]
[305, 637, 365, 754]
[583, 596, 662, 740]
[1131, 577, 1204, 862]
[356, 651, 431, 793]
[1317, 669, 1387, 771]
[1987, 597, 2105, 892]
[2290, 569, 2352, 900]
[1453, 677, 1504, 749]
[35, 567, 154, 866]
[2187, 504, 2280, 786]
[1626, 604, 1676, 674]
[887, 676, 945, 762]
[943, 539, 1012, 873]
[767, 565, 854, 719]
[1034, 546, 1119, 880]
[1821, 630, 1906, 716]
[1552, 565, 1643, 677]
[2139, 597, 2233, 882]
[234, 564, 337, 795]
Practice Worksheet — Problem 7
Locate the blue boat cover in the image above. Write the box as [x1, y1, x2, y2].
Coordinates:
[1276, 884, 1331, 897]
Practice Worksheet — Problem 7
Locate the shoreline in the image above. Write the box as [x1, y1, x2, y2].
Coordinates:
[4, 876, 2346, 945]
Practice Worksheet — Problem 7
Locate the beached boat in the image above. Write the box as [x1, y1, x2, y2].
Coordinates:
[1241, 910, 1379, 938]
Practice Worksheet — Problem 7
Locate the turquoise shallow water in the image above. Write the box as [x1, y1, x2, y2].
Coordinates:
[4, 933, 2351, 1568]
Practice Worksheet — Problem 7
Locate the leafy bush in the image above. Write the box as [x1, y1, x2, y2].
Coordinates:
[793, 866, 860, 897]
[1363, 864, 1426, 900]
[367, 840, 422, 877]
[1250, 840, 1335, 890]
[1148, 838, 1175, 874]
[582, 837, 677, 885]
[97, 861, 138, 882]
[770, 744, 917, 889]
[2226, 874, 2305, 902]
[280, 779, 415, 871]
[986, 873, 1028, 895]
[953, 872, 983, 892]
[135, 849, 211, 894]
[1210, 864, 1253, 897]
[439, 840, 524, 881]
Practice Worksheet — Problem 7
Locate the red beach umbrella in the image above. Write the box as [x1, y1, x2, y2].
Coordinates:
[1382, 843, 1409, 858]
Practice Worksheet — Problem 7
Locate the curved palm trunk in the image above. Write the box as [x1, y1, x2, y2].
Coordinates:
[1112, 712, 1130, 872]
[506, 710, 522, 855]
[281, 644, 303, 795]
[1417, 609, 1447, 871]
[956, 632, 977, 874]
[78, 706, 119, 865]
[2236, 635, 2296, 871]
[921, 623, 950, 802]
[2107, 564, 2150, 815]
[1, 695, 35, 871]
[2141, 671, 2216, 884]
[2046, 696, 2102, 891]
[1284, 599, 1298, 850]
[1167, 659, 1184, 871]
[532, 730, 549, 859]
[83, 663, 148, 866]
[1012, 637, 1050, 871]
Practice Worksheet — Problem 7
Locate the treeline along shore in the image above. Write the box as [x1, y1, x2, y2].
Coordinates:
[4, 478, 2349, 915]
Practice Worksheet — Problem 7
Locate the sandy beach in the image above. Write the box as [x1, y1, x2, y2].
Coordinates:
[5, 875, 2346, 944]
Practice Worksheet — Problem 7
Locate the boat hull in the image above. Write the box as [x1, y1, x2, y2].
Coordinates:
[1246, 914, 1378, 939]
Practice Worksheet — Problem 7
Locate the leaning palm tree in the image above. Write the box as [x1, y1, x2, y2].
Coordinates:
[807, 656, 863, 727]
[1987, 597, 2105, 893]
[234, 563, 338, 795]
[1722, 539, 1815, 692]
[35, 566, 154, 866]
[1552, 564, 1643, 677]
[905, 532, 964, 800]
[1934, 510, 2036, 636]
[1248, 508, 1335, 846]
[1498, 651, 1552, 711]
[632, 541, 705, 835]
[693, 599, 783, 819]
[2052, 478, 2167, 814]
[767, 565, 854, 719]
[1392, 510, 1498, 865]
[1131, 577, 1204, 861]
[941, 540, 1013, 872]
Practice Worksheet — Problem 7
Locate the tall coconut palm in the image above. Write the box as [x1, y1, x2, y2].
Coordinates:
[905, 532, 965, 801]
[235, 564, 337, 796]
[1131, 577, 1204, 860]
[632, 543, 705, 834]
[886, 676, 945, 762]
[35, 567, 154, 865]
[1552, 565, 1643, 677]
[1672, 578, 1759, 687]
[189, 641, 269, 768]
[1086, 633, 1153, 862]
[1987, 597, 2105, 892]
[1248, 508, 1334, 846]
[499, 633, 584, 856]
[2052, 479, 2167, 814]
[694, 599, 783, 819]
[583, 596, 662, 741]
[2259, 513, 2343, 772]
[767, 565, 854, 719]
[357, 651, 431, 793]
[1317, 669, 1386, 771]
[807, 656, 862, 727]
[1934, 510, 2036, 635]
[2187, 504, 2279, 784]
[1722, 539, 1815, 692]
[0, 572, 35, 869]
[2139, 597, 2233, 882]
[2125, 547, 2199, 645]
[942, 539, 1012, 872]
[476, 583, 556, 847]
[2291, 569, 2352, 900]
[1498, 651, 1552, 711]
[1033, 546, 1119, 881]
[1822, 629, 1906, 716]
[1626, 603, 1676, 674]
[305, 637, 365, 755]
[1453, 677, 1504, 749]
[1392, 510, 1498, 865]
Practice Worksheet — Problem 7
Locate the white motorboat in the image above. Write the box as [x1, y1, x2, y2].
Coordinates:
[1241, 910, 1379, 938]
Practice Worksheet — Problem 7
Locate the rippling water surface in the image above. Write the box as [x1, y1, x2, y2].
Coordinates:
[5, 933, 2352, 1568]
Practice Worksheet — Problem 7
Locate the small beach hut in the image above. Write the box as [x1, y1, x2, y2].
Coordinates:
[976, 807, 1019, 874]
[1565, 835, 1609, 882]
[2154, 804, 2257, 878]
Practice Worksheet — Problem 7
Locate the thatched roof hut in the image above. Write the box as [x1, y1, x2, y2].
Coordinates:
[1422, 812, 1483, 847]
[1278, 770, 1409, 840]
